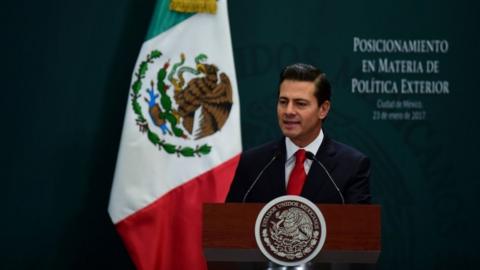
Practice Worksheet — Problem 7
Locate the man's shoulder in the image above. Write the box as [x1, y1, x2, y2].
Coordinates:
[326, 138, 368, 160]
[242, 139, 281, 158]
[238, 139, 285, 167]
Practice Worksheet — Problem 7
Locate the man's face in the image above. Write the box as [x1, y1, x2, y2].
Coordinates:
[277, 80, 330, 147]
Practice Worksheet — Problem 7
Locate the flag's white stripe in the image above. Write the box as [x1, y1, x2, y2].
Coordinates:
[108, 0, 240, 223]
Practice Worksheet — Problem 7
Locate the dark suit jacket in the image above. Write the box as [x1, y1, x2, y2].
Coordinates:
[225, 136, 371, 203]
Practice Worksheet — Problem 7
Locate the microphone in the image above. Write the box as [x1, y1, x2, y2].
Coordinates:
[242, 149, 281, 203]
[305, 151, 345, 204]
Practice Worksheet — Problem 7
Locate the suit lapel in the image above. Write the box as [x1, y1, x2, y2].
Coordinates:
[262, 138, 287, 198]
[301, 137, 338, 201]
[315, 137, 338, 173]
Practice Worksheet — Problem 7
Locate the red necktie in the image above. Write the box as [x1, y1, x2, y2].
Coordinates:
[287, 149, 307, 195]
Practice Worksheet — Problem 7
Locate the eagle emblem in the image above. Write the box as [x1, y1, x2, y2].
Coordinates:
[130, 50, 234, 157]
[255, 196, 327, 267]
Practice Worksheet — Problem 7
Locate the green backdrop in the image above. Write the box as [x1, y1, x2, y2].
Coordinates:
[1, 0, 479, 269]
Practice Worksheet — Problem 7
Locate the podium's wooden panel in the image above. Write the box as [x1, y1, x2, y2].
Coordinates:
[203, 203, 381, 263]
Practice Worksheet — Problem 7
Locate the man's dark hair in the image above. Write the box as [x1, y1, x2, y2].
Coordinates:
[279, 63, 331, 106]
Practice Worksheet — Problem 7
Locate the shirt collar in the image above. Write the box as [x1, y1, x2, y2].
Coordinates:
[285, 129, 324, 161]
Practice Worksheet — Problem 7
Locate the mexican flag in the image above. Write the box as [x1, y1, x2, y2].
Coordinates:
[108, 0, 241, 269]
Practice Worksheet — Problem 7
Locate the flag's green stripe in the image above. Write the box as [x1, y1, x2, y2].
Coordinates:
[145, 0, 194, 41]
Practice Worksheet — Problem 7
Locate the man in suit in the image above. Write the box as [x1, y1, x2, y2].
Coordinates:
[226, 63, 371, 203]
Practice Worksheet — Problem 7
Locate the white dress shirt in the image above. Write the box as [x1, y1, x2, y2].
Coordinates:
[284, 130, 324, 187]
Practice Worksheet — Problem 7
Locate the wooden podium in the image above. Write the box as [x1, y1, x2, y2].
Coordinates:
[203, 203, 380, 265]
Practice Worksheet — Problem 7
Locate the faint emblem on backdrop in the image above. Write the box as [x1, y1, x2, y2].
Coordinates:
[130, 50, 233, 157]
[255, 195, 327, 267]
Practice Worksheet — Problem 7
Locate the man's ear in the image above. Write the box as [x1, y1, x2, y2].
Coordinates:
[319, 100, 330, 120]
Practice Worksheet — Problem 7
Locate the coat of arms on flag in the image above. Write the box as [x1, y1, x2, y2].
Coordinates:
[131, 50, 234, 157]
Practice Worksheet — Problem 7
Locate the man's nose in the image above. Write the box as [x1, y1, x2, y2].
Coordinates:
[285, 103, 295, 115]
